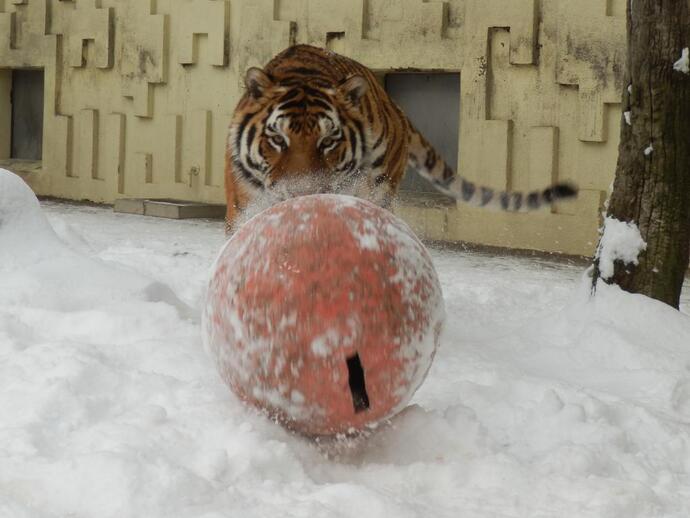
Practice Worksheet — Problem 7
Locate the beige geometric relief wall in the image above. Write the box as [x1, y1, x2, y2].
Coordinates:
[0, 0, 627, 256]
[119, 0, 167, 119]
[557, 0, 626, 143]
[178, 0, 228, 67]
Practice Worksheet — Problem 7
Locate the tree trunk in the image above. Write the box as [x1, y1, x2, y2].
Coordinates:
[592, 0, 690, 309]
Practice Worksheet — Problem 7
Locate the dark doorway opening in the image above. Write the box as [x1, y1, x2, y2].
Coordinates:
[385, 72, 460, 204]
[11, 69, 44, 161]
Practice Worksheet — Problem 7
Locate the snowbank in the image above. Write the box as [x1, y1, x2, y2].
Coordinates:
[0, 169, 64, 265]
[1, 173, 690, 517]
[0, 169, 190, 313]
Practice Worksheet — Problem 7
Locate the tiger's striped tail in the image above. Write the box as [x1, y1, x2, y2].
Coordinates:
[406, 125, 577, 211]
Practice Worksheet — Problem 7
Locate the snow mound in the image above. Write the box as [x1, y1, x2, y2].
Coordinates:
[0, 169, 190, 314]
[0, 169, 64, 265]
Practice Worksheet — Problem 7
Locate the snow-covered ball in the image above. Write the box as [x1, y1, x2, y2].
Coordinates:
[202, 194, 445, 436]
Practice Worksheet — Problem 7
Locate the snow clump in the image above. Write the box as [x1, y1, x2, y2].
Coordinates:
[673, 47, 689, 74]
[596, 216, 647, 280]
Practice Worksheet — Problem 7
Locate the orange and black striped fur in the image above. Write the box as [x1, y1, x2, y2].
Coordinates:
[224, 45, 577, 229]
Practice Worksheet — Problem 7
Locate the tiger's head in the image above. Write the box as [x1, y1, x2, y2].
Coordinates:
[229, 67, 370, 197]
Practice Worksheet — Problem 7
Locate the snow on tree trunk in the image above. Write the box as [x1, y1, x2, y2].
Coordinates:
[592, 0, 690, 309]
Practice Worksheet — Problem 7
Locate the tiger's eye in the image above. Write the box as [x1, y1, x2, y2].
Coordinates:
[320, 137, 335, 149]
[270, 135, 286, 148]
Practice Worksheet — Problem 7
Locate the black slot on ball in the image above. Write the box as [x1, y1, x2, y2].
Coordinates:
[346, 353, 370, 413]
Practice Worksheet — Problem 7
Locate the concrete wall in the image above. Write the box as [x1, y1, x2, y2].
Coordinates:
[0, 0, 627, 256]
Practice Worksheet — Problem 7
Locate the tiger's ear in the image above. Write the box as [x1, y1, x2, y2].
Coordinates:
[338, 75, 368, 106]
[245, 67, 273, 99]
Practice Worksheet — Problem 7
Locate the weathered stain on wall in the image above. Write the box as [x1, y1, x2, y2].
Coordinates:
[0, 0, 627, 256]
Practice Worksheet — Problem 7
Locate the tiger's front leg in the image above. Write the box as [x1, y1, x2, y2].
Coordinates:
[224, 153, 250, 235]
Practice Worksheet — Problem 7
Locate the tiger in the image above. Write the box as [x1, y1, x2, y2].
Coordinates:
[224, 44, 577, 230]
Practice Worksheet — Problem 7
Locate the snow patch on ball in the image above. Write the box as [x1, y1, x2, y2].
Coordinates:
[311, 320, 359, 358]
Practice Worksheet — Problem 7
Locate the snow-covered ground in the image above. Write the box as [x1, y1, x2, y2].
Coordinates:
[2, 169, 690, 518]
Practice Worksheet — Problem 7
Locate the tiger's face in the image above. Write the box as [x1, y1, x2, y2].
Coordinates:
[230, 67, 370, 197]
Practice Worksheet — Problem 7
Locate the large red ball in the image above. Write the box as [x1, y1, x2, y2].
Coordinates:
[203, 194, 445, 436]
